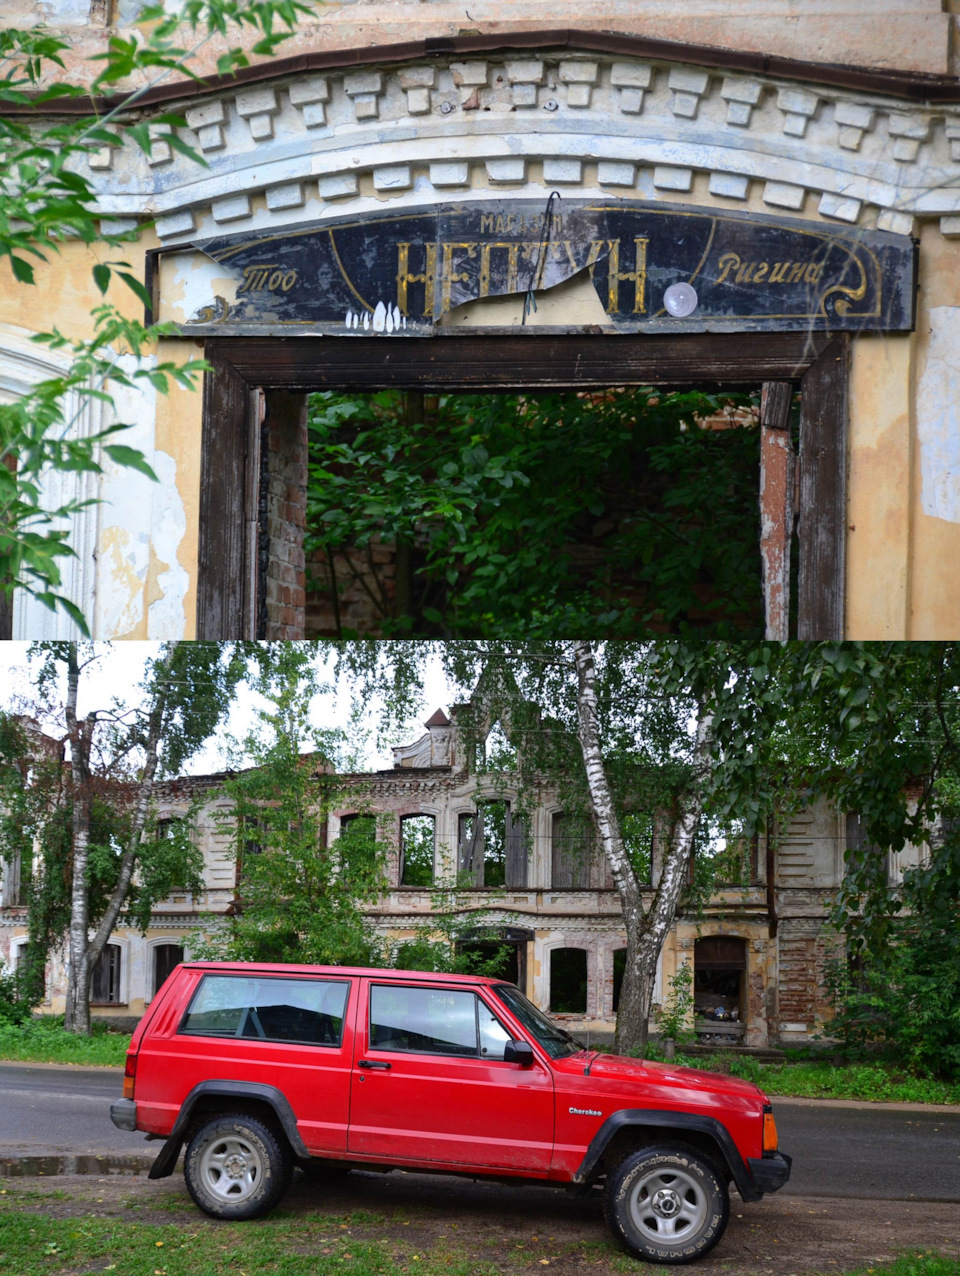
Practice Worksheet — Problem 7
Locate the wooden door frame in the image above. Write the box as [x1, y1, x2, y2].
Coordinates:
[197, 330, 848, 640]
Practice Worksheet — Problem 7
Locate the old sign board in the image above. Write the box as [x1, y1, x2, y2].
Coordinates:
[164, 199, 917, 336]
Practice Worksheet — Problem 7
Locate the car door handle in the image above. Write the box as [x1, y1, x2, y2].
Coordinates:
[357, 1059, 391, 1070]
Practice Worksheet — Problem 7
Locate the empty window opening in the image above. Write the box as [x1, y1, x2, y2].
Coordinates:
[302, 387, 766, 639]
[550, 947, 588, 1015]
[90, 944, 122, 1005]
[694, 936, 746, 1038]
[551, 812, 593, 888]
[458, 801, 528, 888]
[612, 948, 627, 1013]
[457, 938, 521, 986]
[483, 721, 516, 770]
[400, 814, 435, 887]
[153, 943, 184, 998]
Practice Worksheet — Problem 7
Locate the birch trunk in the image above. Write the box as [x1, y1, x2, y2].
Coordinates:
[64, 648, 94, 1034]
[573, 640, 714, 1056]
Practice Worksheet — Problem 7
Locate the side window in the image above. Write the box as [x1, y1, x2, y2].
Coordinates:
[180, 975, 349, 1047]
[478, 999, 514, 1061]
[369, 985, 478, 1058]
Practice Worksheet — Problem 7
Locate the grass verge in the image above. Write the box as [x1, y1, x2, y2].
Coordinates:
[0, 1020, 130, 1067]
[0, 1208, 956, 1276]
[722, 1057, 960, 1105]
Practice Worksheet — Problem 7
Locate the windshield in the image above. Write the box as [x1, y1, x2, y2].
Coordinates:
[492, 984, 585, 1060]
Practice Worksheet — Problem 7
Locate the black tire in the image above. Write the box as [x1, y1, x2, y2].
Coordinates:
[183, 1114, 293, 1220]
[602, 1145, 729, 1265]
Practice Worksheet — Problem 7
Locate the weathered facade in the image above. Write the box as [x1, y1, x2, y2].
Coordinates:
[2, 2, 960, 639]
[0, 700, 927, 1046]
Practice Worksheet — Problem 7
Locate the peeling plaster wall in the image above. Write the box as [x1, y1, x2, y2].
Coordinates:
[0, 239, 203, 639]
[910, 226, 960, 636]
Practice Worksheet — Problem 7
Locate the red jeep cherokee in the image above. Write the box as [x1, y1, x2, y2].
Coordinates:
[111, 962, 790, 1264]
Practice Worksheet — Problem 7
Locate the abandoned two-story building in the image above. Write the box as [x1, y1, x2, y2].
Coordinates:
[0, 695, 924, 1047]
[3, 2, 960, 639]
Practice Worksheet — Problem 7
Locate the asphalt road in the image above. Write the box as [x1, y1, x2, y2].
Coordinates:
[1, 1063, 958, 1201]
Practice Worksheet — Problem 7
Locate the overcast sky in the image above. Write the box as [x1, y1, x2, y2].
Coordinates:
[0, 643, 457, 775]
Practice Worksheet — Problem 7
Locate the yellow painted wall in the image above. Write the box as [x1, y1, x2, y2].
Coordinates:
[0, 233, 203, 638]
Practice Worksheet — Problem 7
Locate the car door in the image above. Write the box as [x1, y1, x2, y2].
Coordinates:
[347, 979, 554, 1171]
[161, 971, 356, 1155]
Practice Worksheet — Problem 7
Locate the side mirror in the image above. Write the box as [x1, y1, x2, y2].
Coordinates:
[503, 1039, 535, 1066]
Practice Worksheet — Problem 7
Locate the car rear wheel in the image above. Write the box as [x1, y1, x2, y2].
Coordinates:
[603, 1145, 729, 1264]
[184, 1114, 292, 1220]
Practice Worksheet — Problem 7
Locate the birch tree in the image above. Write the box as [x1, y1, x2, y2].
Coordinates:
[338, 639, 756, 1055]
[0, 641, 245, 1032]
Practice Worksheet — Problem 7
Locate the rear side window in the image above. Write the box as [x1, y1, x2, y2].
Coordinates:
[180, 975, 349, 1047]
[370, 985, 479, 1057]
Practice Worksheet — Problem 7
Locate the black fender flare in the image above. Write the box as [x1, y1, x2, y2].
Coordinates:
[148, 1080, 309, 1180]
[570, 1109, 761, 1203]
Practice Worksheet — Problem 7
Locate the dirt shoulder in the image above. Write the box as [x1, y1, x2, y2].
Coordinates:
[1, 1167, 958, 1276]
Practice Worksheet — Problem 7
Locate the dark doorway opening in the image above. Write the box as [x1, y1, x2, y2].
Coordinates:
[550, 947, 588, 1014]
[694, 935, 747, 1041]
[197, 333, 846, 641]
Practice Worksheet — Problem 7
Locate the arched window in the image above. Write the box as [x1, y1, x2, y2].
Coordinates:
[153, 943, 184, 998]
[458, 801, 528, 888]
[400, 815, 435, 886]
[549, 947, 588, 1014]
[338, 814, 379, 872]
[551, 813, 592, 888]
[90, 944, 123, 1004]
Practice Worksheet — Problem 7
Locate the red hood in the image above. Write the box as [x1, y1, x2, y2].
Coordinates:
[558, 1051, 766, 1103]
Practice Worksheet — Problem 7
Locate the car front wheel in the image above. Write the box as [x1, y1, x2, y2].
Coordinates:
[603, 1145, 729, 1264]
[184, 1114, 292, 1220]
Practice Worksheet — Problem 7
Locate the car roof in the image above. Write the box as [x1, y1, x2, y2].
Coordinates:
[182, 961, 508, 987]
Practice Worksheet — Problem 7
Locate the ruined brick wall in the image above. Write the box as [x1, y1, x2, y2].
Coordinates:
[265, 393, 308, 641]
[305, 543, 397, 638]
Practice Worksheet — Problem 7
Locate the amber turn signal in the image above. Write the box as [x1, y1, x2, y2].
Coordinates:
[762, 1110, 778, 1153]
[123, 1051, 137, 1100]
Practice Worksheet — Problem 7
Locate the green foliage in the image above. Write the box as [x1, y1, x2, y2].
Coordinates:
[307, 389, 762, 637]
[0, 963, 31, 1026]
[0, 2, 314, 626]
[825, 915, 960, 1081]
[654, 962, 695, 1045]
[193, 647, 387, 967]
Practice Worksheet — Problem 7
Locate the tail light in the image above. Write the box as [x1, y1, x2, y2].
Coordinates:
[123, 1051, 137, 1101]
[762, 1106, 778, 1153]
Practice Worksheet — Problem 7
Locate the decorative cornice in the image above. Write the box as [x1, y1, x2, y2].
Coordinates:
[10, 30, 960, 118]
[77, 50, 960, 251]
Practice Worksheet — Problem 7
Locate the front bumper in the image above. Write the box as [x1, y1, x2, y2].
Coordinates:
[110, 1098, 137, 1132]
[748, 1151, 792, 1194]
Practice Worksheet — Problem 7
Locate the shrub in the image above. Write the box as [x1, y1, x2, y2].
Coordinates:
[0, 963, 30, 1026]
